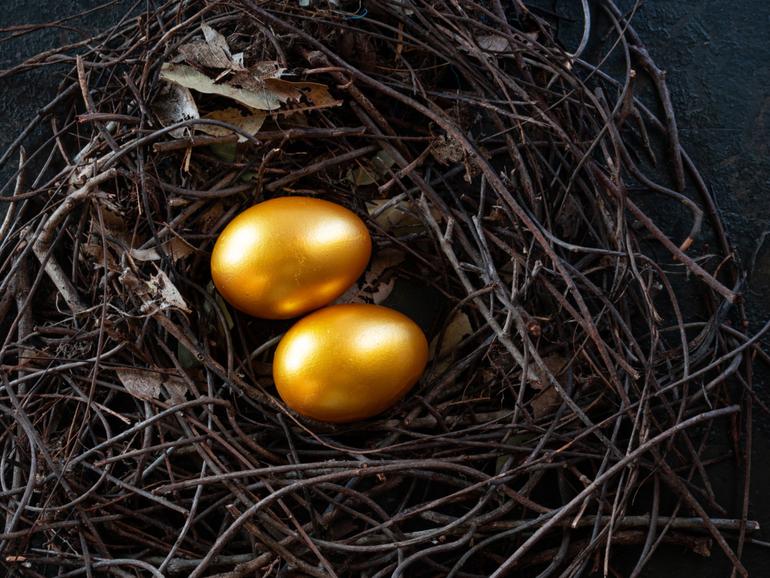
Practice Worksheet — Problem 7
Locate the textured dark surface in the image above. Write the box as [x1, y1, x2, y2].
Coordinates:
[0, 0, 133, 190]
[620, 2, 770, 575]
[0, 0, 768, 574]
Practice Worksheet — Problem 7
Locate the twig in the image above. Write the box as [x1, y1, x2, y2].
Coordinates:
[31, 168, 117, 313]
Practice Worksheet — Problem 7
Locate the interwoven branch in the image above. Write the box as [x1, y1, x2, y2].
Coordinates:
[0, 1, 760, 576]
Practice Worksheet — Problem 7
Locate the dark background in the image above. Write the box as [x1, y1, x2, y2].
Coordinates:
[1, 0, 768, 575]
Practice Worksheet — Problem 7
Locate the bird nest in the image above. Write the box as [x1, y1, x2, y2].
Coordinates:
[0, 1, 760, 576]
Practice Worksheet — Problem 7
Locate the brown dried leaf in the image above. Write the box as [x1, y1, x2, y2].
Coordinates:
[160, 63, 284, 110]
[365, 249, 406, 304]
[201, 24, 236, 66]
[350, 166, 377, 187]
[367, 197, 443, 235]
[126, 269, 190, 313]
[151, 83, 200, 138]
[116, 368, 162, 400]
[532, 386, 562, 419]
[142, 270, 191, 313]
[160, 64, 340, 112]
[430, 311, 473, 374]
[167, 238, 196, 262]
[555, 194, 582, 239]
[429, 311, 473, 375]
[164, 376, 189, 405]
[250, 61, 285, 80]
[80, 243, 119, 272]
[200, 202, 225, 230]
[118, 269, 145, 295]
[129, 247, 160, 262]
[477, 34, 511, 53]
[96, 199, 127, 233]
[435, 311, 472, 359]
[116, 368, 188, 403]
[197, 107, 266, 142]
[129, 238, 195, 263]
[177, 24, 241, 71]
[349, 150, 396, 186]
[338, 248, 406, 305]
[178, 42, 233, 70]
[366, 198, 423, 232]
[530, 353, 568, 390]
[530, 353, 569, 419]
[367, 199, 401, 228]
[431, 135, 465, 165]
[263, 77, 341, 109]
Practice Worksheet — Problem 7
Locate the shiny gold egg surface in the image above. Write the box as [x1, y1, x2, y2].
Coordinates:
[211, 197, 371, 319]
[273, 304, 429, 423]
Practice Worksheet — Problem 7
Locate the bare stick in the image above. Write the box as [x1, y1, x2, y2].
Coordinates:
[31, 168, 117, 313]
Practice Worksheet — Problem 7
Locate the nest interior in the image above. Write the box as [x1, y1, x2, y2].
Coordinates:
[0, 1, 760, 576]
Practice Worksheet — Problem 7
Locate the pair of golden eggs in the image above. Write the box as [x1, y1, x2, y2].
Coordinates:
[211, 197, 428, 423]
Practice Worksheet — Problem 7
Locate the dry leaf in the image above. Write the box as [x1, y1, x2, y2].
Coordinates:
[149, 270, 190, 312]
[178, 42, 234, 71]
[368, 250, 405, 303]
[524, 30, 540, 43]
[430, 311, 473, 374]
[129, 238, 195, 263]
[95, 199, 127, 233]
[349, 150, 396, 186]
[118, 269, 145, 295]
[263, 77, 341, 109]
[555, 194, 582, 239]
[130, 247, 161, 262]
[142, 269, 191, 313]
[80, 243, 119, 272]
[167, 238, 196, 262]
[116, 368, 162, 400]
[530, 353, 569, 419]
[200, 202, 225, 229]
[431, 135, 465, 165]
[160, 63, 340, 112]
[367, 199, 413, 230]
[250, 61, 285, 80]
[530, 353, 568, 390]
[366, 197, 442, 234]
[433, 311, 472, 359]
[201, 24, 237, 66]
[337, 248, 406, 305]
[160, 63, 284, 110]
[151, 83, 200, 137]
[177, 24, 242, 71]
[116, 368, 188, 403]
[477, 35, 511, 53]
[363, 248, 406, 304]
[197, 107, 266, 142]
[532, 387, 562, 419]
[351, 168, 377, 186]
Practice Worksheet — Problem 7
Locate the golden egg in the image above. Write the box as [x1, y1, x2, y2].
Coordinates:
[211, 197, 371, 319]
[273, 304, 429, 423]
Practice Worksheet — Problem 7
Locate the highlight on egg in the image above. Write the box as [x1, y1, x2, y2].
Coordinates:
[210, 196, 372, 319]
[273, 304, 429, 423]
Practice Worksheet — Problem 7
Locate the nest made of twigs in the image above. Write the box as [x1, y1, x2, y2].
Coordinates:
[0, 1, 759, 576]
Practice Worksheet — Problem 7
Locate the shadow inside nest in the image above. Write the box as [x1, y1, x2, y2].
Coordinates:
[0, 1, 759, 577]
